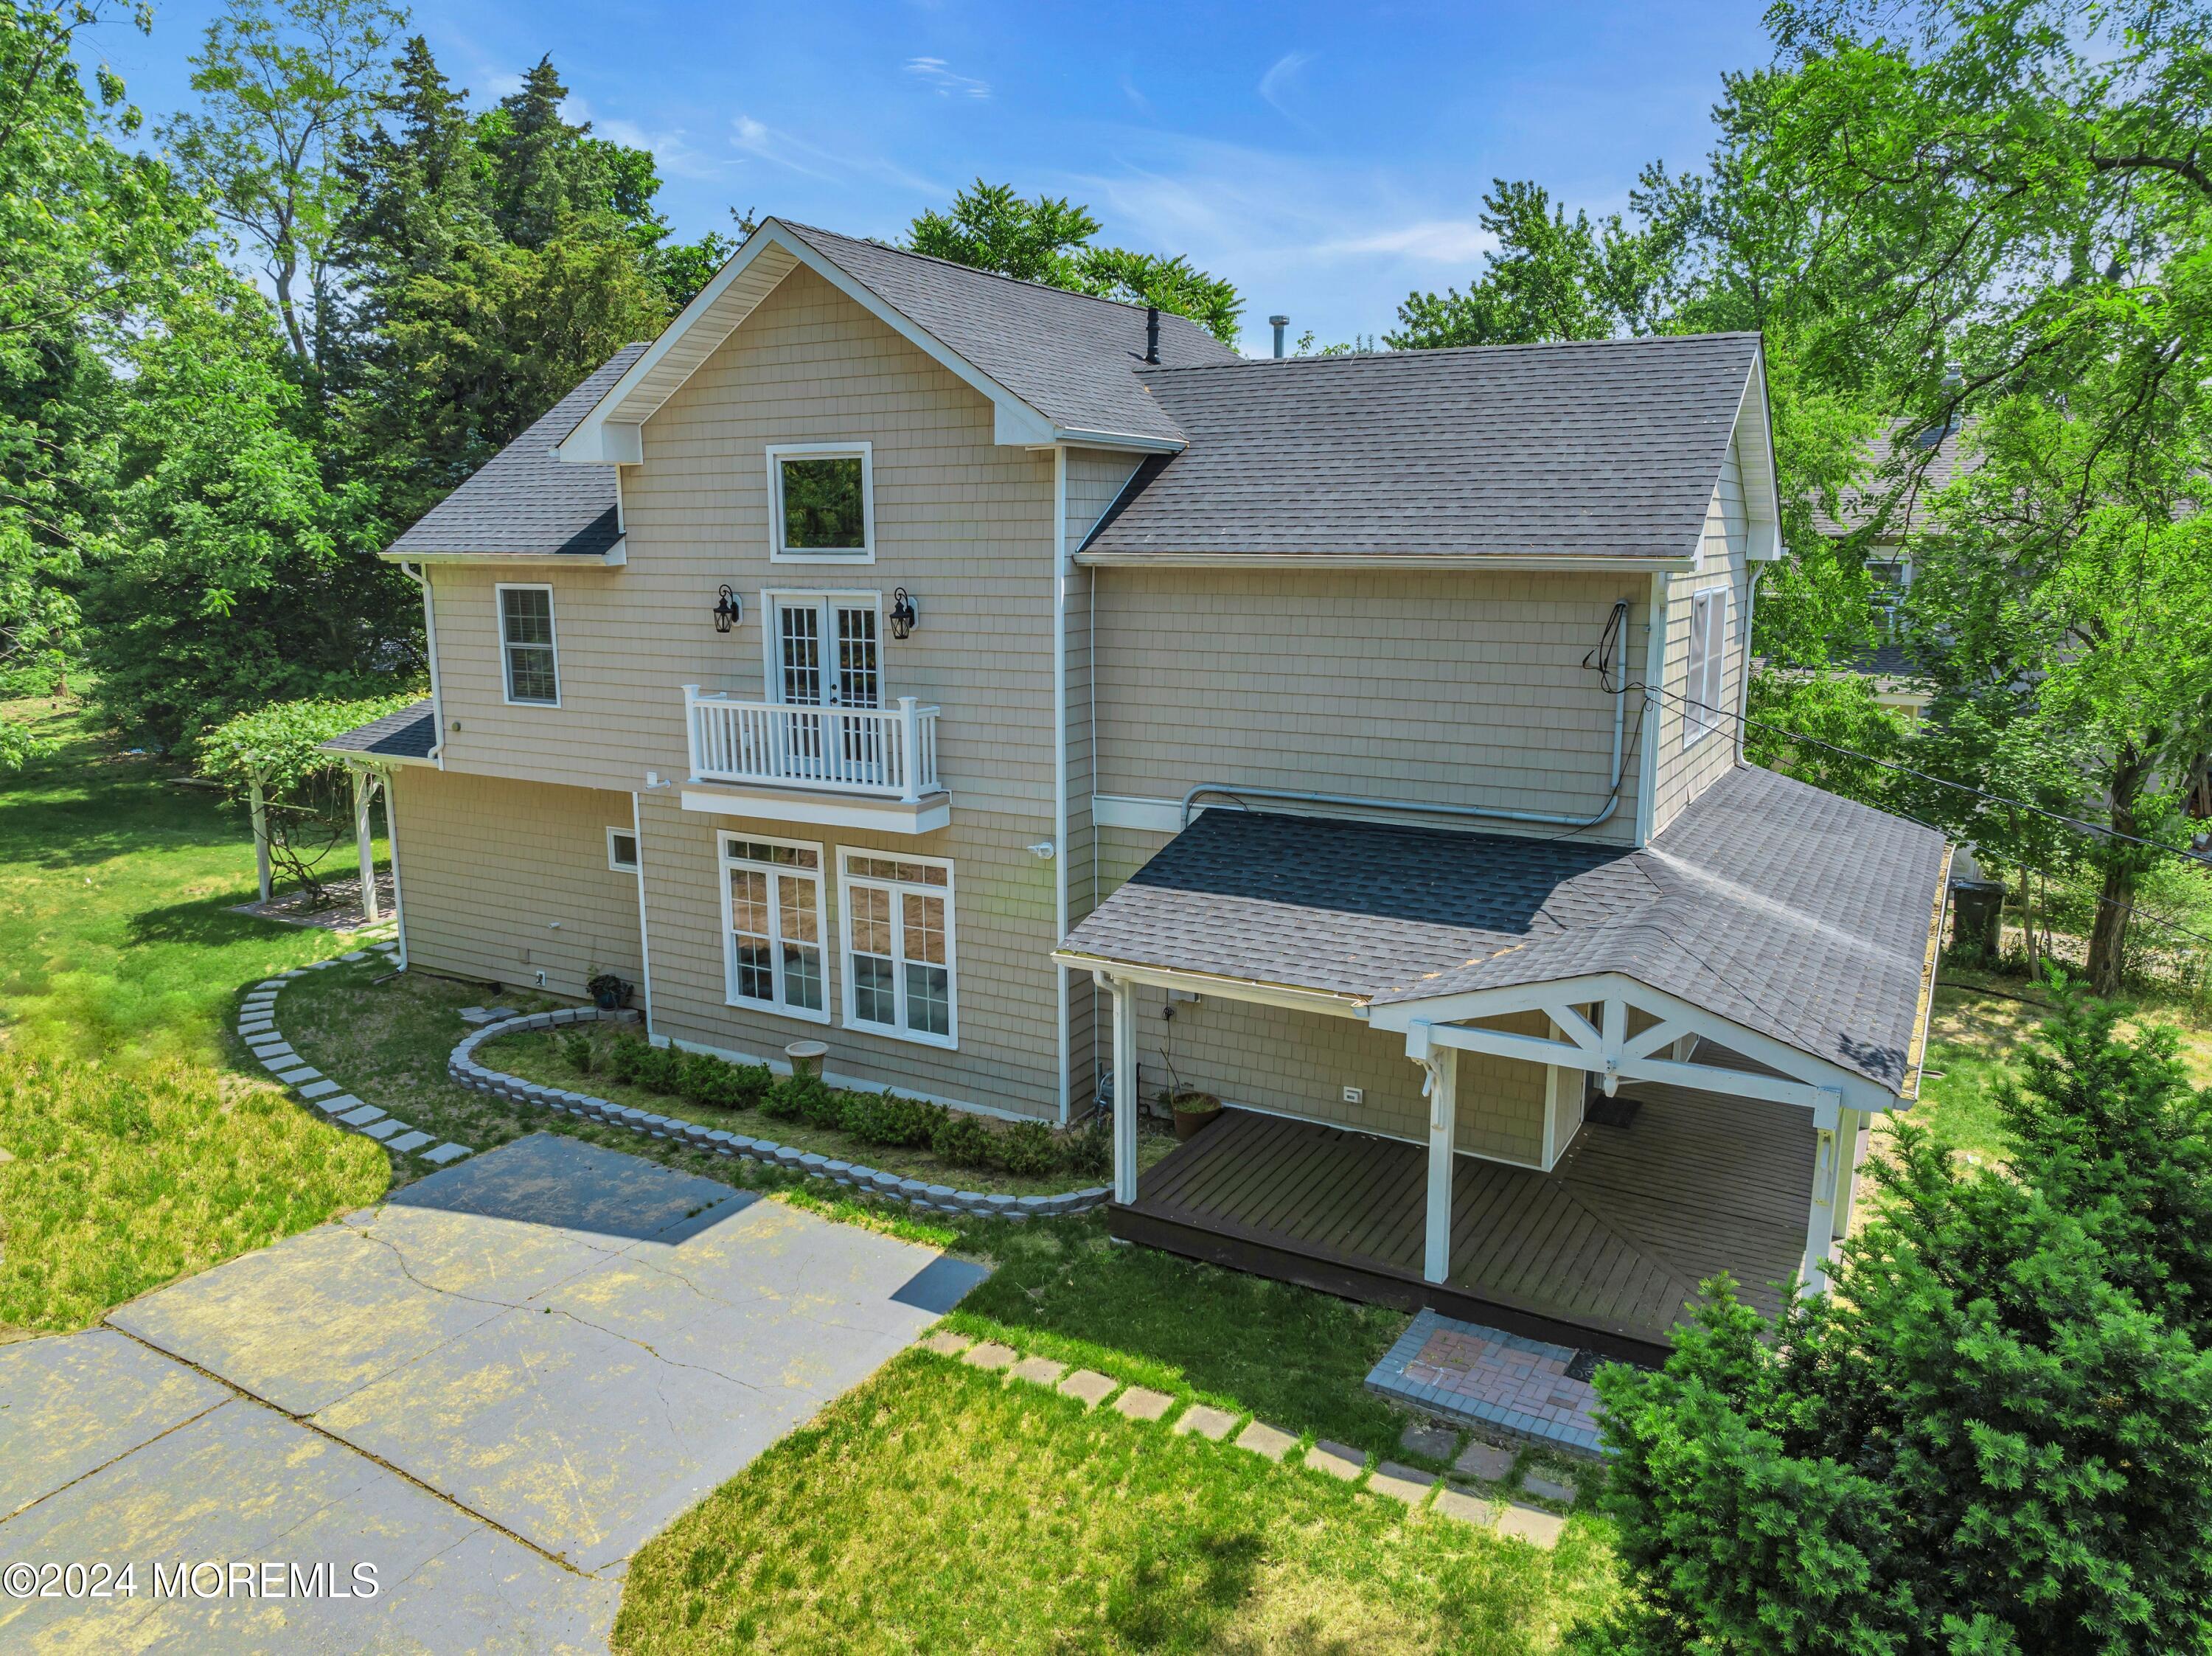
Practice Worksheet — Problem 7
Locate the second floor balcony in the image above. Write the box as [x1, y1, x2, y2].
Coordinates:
[681, 686, 949, 835]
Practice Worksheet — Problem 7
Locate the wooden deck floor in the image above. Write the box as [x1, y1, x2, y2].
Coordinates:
[1116, 1085, 1816, 1360]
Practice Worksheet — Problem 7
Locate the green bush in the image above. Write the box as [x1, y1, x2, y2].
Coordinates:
[996, 1119, 1057, 1177]
[560, 1031, 594, 1076]
[1064, 1110, 1111, 1180]
[631, 1043, 682, 1094]
[758, 1074, 807, 1123]
[1590, 986, 2212, 1653]
[931, 1111, 995, 1169]
[678, 1049, 744, 1108]
[841, 1088, 947, 1149]
[728, 1062, 773, 1110]
[604, 1035, 650, 1084]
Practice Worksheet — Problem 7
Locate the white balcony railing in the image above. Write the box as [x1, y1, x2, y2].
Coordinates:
[684, 686, 942, 801]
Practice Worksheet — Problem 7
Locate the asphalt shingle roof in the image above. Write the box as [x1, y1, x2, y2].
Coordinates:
[1079, 333, 1763, 562]
[320, 698, 437, 762]
[385, 345, 648, 558]
[775, 222, 1242, 444]
[1060, 763, 1947, 1094]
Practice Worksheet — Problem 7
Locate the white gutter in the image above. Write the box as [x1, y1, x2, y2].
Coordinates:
[1074, 551, 1698, 572]
[400, 562, 445, 768]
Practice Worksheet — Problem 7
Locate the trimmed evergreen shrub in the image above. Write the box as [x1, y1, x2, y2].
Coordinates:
[678, 1050, 746, 1108]
[931, 1112, 994, 1169]
[560, 1031, 594, 1076]
[604, 1035, 650, 1084]
[757, 1076, 802, 1121]
[727, 1062, 773, 1111]
[996, 1119, 1057, 1177]
[841, 1088, 946, 1149]
[632, 1043, 681, 1094]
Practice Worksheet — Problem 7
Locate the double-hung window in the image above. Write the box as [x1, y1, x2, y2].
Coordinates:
[721, 836, 828, 1022]
[498, 584, 559, 706]
[1683, 588, 1731, 747]
[840, 852, 955, 1047]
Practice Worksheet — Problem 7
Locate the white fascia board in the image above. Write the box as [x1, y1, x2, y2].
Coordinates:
[1047, 425, 1184, 454]
[557, 220, 1070, 462]
[375, 544, 626, 567]
[678, 784, 950, 835]
[1073, 552, 1698, 572]
[1733, 348, 1787, 561]
[1051, 951, 1366, 1019]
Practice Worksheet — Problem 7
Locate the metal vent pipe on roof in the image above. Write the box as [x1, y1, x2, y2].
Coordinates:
[1270, 314, 1289, 358]
[1144, 306, 1160, 364]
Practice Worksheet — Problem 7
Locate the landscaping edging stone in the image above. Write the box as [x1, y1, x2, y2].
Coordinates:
[448, 1012, 1111, 1221]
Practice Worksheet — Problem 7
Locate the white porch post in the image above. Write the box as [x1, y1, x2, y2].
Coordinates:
[351, 768, 379, 921]
[1830, 1107, 1862, 1242]
[248, 773, 271, 903]
[1801, 1087, 1844, 1292]
[1107, 973, 1138, 1205]
[1408, 1020, 1458, 1284]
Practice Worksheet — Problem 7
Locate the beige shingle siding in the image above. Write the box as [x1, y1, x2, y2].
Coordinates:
[638, 797, 1065, 1121]
[1062, 450, 1139, 1107]
[1097, 827, 1548, 1161]
[1650, 435, 1753, 837]
[427, 265, 1060, 822]
[392, 769, 641, 997]
[1093, 567, 1649, 843]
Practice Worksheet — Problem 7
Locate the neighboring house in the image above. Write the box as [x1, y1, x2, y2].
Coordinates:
[1808, 417, 1972, 722]
[327, 219, 1950, 1363]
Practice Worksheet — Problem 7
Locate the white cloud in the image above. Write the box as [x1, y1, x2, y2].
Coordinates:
[568, 96, 728, 183]
[1315, 220, 1496, 263]
[728, 114, 948, 197]
[1256, 51, 1315, 127]
[903, 57, 990, 99]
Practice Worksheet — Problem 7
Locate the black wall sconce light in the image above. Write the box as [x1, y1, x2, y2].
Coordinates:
[888, 587, 918, 639]
[712, 585, 743, 633]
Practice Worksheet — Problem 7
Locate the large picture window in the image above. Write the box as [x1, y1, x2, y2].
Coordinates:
[840, 852, 955, 1047]
[720, 836, 828, 1022]
[1683, 588, 1730, 748]
[498, 584, 559, 706]
[768, 443, 873, 561]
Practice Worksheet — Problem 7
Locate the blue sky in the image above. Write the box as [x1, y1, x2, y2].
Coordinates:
[97, 1, 1773, 352]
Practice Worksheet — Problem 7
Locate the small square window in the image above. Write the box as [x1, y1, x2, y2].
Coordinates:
[768, 445, 872, 561]
[607, 828, 639, 873]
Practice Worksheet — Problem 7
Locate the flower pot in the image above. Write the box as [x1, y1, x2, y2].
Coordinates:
[1169, 1090, 1222, 1141]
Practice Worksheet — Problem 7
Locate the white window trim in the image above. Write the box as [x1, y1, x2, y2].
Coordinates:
[606, 826, 639, 874]
[1683, 588, 1729, 749]
[495, 582, 560, 708]
[838, 850, 957, 1049]
[759, 589, 885, 704]
[767, 442, 875, 563]
[719, 832, 831, 1026]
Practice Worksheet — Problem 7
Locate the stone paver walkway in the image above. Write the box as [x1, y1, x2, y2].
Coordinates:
[919, 1328, 1576, 1550]
[243, 942, 477, 1167]
[1366, 1307, 1607, 1458]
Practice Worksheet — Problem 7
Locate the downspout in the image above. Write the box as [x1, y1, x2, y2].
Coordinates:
[1051, 446, 1071, 1125]
[1633, 571, 1669, 845]
[400, 560, 445, 768]
[1180, 599, 1632, 833]
[631, 790, 655, 1039]
[382, 764, 411, 970]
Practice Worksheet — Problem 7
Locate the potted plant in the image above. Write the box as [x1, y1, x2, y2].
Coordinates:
[587, 973, 633, 1011]
[1165, 1086, 1222, 1141]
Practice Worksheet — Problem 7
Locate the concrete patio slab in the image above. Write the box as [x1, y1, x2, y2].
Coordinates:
[0, 1329, 226, 1522]
[0, 1385, 613, 1653]
[105, 1134, 988, 1579]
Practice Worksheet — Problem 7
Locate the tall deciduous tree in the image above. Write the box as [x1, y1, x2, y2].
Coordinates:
[159, 0, 406, 375]
[907, 179, 1244, 344]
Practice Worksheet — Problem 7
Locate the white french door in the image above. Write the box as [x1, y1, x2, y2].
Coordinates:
[768, 595, 883, 783]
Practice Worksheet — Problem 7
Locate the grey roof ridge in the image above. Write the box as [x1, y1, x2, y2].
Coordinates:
[1127, 329, 1762, 373]
[773, 218, 1237, 328]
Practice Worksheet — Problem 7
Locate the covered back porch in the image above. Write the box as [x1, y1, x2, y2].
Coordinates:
[1113, 1076, 1826, 1364]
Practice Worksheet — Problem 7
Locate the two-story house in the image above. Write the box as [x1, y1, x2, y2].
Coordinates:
[328, 219, 1950, 1363]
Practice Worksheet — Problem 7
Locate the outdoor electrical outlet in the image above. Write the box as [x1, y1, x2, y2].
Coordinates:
[1342, 1085, 1365, 1105]
[535, 970, 546, 987]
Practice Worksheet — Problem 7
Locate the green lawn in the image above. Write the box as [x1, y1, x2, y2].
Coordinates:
[615, 1349, 1621, 1656]
[0, 699, 389, 1335]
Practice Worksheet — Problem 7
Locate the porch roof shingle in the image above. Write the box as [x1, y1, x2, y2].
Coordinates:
[1059, 764, 1948, 1096]
[319, 698, 437, 762]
